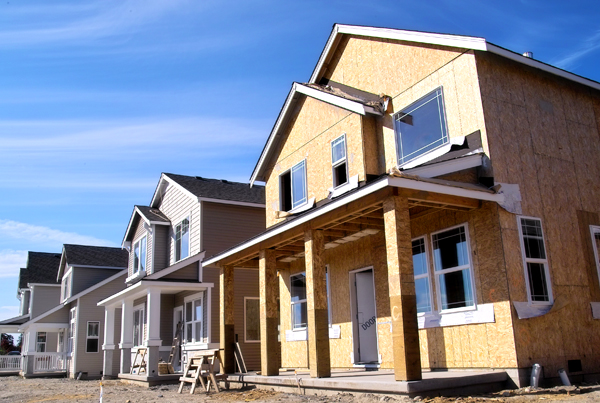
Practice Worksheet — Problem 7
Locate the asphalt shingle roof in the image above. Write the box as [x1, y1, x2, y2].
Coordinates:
[136, 205, 170, 223]
[165, 173, 265, 205]
[18, 252, 62, 288]
[63, 244, 128, 268]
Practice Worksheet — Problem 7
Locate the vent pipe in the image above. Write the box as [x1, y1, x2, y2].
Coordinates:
[523, 51, 533, 58]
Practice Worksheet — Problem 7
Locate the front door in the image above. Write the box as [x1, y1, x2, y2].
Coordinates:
[353, 269, 378, 363]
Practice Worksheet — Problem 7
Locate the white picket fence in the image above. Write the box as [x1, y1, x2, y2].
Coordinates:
[34, 353, 66, 373]
[0, 355, 22, 371]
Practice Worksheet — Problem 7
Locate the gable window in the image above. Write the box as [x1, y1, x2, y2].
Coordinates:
[175, 217, 190, 261]
[591, 226, 600, 288]
[518, 217, 552, 303]
[412, 237, 432, 313]
[133, 305, 145, 347]
[280, 160, 307, 212]
[394, 87, 448, 166]
[331, 134, 348, 188]
[290, 273, 307, 330]
[184, 294, 203, 343]
[133, 236, 147, 274]
[432, 225, 475, 311]
[244, 297, 260, 343]
[36, 332, 47, 352]
[86, 321, 100, 353]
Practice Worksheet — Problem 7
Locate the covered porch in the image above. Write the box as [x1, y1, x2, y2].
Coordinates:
[0, 320, 25, 375]
[18, 322, 69, 378]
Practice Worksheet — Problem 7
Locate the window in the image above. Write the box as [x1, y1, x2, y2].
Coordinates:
[62, 272, 71, 301]
[290, 273, 307, 330]
[331, 134, 348, 188]
[518, 217, 552, 303]
[184, 294, 203, 343]
[68, 307, 76, 353]
[58, 331, 64, 353]
[394, 87, 448, 166]
[244, 297, 260, 343]
[175, 217, 190, 261]
[412, 237, 432, 313]
[86, 321, 100, 353]
[36, 332, 47, 353]
[432, 225, 475, 311]
[280, 160, 307, 212]
[133, 236, 147, 274]
[133, 305, 145, 346]
[591, 226, 600, 287]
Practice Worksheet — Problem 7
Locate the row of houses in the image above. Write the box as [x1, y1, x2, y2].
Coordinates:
[2, 24, 600, 388]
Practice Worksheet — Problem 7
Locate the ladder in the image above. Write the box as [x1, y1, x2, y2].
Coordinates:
[167, 321, 183, 374]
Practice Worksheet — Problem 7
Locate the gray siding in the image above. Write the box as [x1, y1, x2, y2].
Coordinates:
[129, 220, 151, 277]
[233, 268, 260, 371]
[38, 306, 69, 324]
[162, 262, 199, 281]
[153, 225, 170, 273]
[112, 308, 122, 376]
[160, 294, 175, 345]
[71, 267, 121, 296]
[202, 202, 265, 258]
[30, 285, 61, 319]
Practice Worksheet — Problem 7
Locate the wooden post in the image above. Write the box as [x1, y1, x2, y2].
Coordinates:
[383, 195, 422, 381]
[259, 249, 279, 376]
[220, 265, 235, 374]
[305, 228, 331, 378]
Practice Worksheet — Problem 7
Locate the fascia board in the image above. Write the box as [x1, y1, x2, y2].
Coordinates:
[97, 279, 213, 307]
[403, 154, 483, 178]
[197, 197, 265, 208]
[57, 246, 67, 282]
[295, 84, 368, 115]
[145, 251, 206, 280]
[121, 208, 144, 248]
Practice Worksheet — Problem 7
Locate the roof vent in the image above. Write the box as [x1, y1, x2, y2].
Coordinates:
[522, 51, 533, 59]
[221, 179, 230, 184]
[195, 176, 206, 181]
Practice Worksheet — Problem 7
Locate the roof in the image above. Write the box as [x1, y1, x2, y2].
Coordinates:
[122, 205, 171, 246]
[136, 205, 170, 223]
[0, 314, 29, 326]
[62, 244, 128, 268]
[18, 252, 62, 288]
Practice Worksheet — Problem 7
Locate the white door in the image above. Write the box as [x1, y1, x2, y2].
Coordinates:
[354, 270, 378, 363]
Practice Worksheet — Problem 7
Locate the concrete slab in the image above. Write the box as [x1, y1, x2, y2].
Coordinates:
[228, 369, 510, 397]
[118, 373, 181, 387]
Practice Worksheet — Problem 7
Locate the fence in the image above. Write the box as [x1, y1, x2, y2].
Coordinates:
[33, 353, 66, 373]
[0, 355, 21, 372]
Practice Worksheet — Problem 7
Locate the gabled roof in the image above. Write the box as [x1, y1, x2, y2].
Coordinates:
[18, 252, 62, 289]
[0, 313, 29, 326]
[57, 244, 128, 280]
[122, 205, 171, 246]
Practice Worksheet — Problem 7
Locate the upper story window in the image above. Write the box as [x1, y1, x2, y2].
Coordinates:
[331, 134, 348, 188]
[412, 237, 432, 314]
[290, 273, 307, 330]
[133, 236, 147, 274]
[394, 87, 448, 166]
[518, 217, 552, 304]
[61, 272, 72, 302]
[175, 217, 190, 261]
[280, 160, 307, 212]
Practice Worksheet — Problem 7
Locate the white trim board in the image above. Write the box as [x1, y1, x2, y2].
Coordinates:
[97, 280, 214, 308]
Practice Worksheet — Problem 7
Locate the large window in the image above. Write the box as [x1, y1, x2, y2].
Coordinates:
[591, 226, 600, 287]
[290, 273, 307, 330]
[86, 321, 100, 353]
[175, 217, 190, 261]
[133, 236, 147, 274]
[412, 237, 432, 313]
[36, 332, 47, 353]
[133, 305, 145, 347]
[394, 87, 448, 166]
[244, 297, 260, 343]
[331, 134, 348, 188]
[518, 217, 552, 303]
[280, 160, 307, 212]
[432, 225, 475, 311]
[184, 294, 203, 343]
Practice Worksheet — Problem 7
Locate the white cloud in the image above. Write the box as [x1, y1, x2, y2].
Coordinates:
[0, 306, 20, 322]
[553, 29, 600, 69]
[0, 220, 117, 249]
[0, 250, 28, 278]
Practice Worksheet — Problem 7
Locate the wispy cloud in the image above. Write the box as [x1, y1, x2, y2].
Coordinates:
[553, 29, 600, 69]
[0, 305, 20, 322]
[0, 250, 28, 278]
[0, 220, 117, 249]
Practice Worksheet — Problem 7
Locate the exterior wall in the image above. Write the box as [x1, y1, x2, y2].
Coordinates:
[37, 306, 69, 324]
[162, 262, 199, 281]
[233, 268, 261, 371]
[476, 51, 600, 376]
[71, 267, 122, 296]
[30, 285, 60, 319]
[129, 219, 151, 277]
[202, 202, 265, 258]
[153, 225, 170, 273]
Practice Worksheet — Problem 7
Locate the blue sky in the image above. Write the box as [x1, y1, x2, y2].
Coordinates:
[1, 0, 599, 322]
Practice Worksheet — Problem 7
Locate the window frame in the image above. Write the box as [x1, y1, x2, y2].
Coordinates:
[183, 292, 204, 344]
[279, 159, 308, 212]
[331, 134, 349, 189]
[393, 86, 449, 167]
[36, 331, 47, 353]
[290, 272, 307, 331]
[61, 269, 72, 302]
[132, 235, 147, 274]
[430, 223, 476, 313]
[590, 226, 600, 289]
[86, 321, 100, 353]
[244, 297, 260, 343]
[68, 307, 76, 354]
[175, 216, 191, 262]
[518, 216, 553, 305]
[412, 236, 433, 315]
[132, 304, 145, 347]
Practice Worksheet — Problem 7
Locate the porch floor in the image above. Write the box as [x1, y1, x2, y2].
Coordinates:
[118, 372, 182, 387]
[228, 368, 510, 397]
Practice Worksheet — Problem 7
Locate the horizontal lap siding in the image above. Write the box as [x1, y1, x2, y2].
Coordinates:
[30, 286, 61, 319]
[162, 263, 199, 281]
[153, 225, 170, 274]
[72, 267, 122, 296]
[233, 268, 260, 371]
[37, 306, 69, 323]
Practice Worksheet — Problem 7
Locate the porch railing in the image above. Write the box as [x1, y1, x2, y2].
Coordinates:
[33, 353, 67, 373]
[0, 355, 22, 371]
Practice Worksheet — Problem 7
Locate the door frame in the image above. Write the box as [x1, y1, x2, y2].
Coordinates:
[173, 306, 184, 370]
[348, 266, 380, 366]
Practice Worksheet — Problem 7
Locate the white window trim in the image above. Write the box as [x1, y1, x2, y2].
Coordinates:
[86, 321, 100, 353]
[174, 215, 191, 263]
[590, 226, 600, 291]
[430, 223, 477, 314]
[132, 235, 147, 275]
[518, 216, 553, 305]
[61, 271, 73, 303]
[331, 133, 349, 189]
[133, 304, 145, 347]
[36, 331, 47, 353]
[290, 272, 307, 331]
[68, 307, 76, 356]
[183, 292, 204, 345]
[412, 236, 433, 315]
[280, 159, 308, 212]
[244, 297, 260, 343]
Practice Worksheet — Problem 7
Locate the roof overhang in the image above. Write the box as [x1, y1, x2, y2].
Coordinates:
[122, 205, 171, 247]
[145, 251, 205, 280]
[0, 324, 21, 333]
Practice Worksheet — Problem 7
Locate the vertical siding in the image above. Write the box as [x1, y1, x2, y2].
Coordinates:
[72, 267, 123, 296]
[202, 202, 265, 258]
[233, 268, 261, 371]
[30, 286, 61, 319]
[129, 219, 151, 277]
[153, 225, 170, 273]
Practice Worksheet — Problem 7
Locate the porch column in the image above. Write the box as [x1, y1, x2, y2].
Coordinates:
[23, 328, 37, 376]
[119, 299, 134, 374]
[383, 195, 422, 381]
[146, 288, 162, 377]
[220, 265, 235, 374]
[304, 229, 330, 378]
[102, 306, 117, 379]
[259, 248, 279, 376]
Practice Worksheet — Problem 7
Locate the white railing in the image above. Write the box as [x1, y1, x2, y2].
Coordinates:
[0, 355, 21, 371]
[33, 353, 67, 373]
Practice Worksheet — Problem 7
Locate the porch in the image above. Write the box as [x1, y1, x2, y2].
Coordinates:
[18, 323, 69, 378]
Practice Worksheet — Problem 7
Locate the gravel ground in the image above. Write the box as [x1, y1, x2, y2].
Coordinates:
[1, 376, 600, 403]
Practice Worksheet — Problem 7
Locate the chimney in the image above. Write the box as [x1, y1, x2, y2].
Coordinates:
[522, 51, 533, 58]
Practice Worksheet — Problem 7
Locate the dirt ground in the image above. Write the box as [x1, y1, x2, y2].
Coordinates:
[1, 376, 600, 403]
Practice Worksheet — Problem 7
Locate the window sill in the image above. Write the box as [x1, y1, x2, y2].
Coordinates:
[126, 270, 146, 284]
[513, 301, 553, 319]
[290, 197, 315, 214]
[328, 175, 359, 199]
[417, 303, 495, 329]
[399, 136, 465, 170]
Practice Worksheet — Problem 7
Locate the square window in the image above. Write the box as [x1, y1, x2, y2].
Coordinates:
[394, 87, 448, 166]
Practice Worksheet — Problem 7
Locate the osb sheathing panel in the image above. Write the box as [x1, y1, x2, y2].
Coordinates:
[264, 98, 365, 227]
[477, 51, 600, 373]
